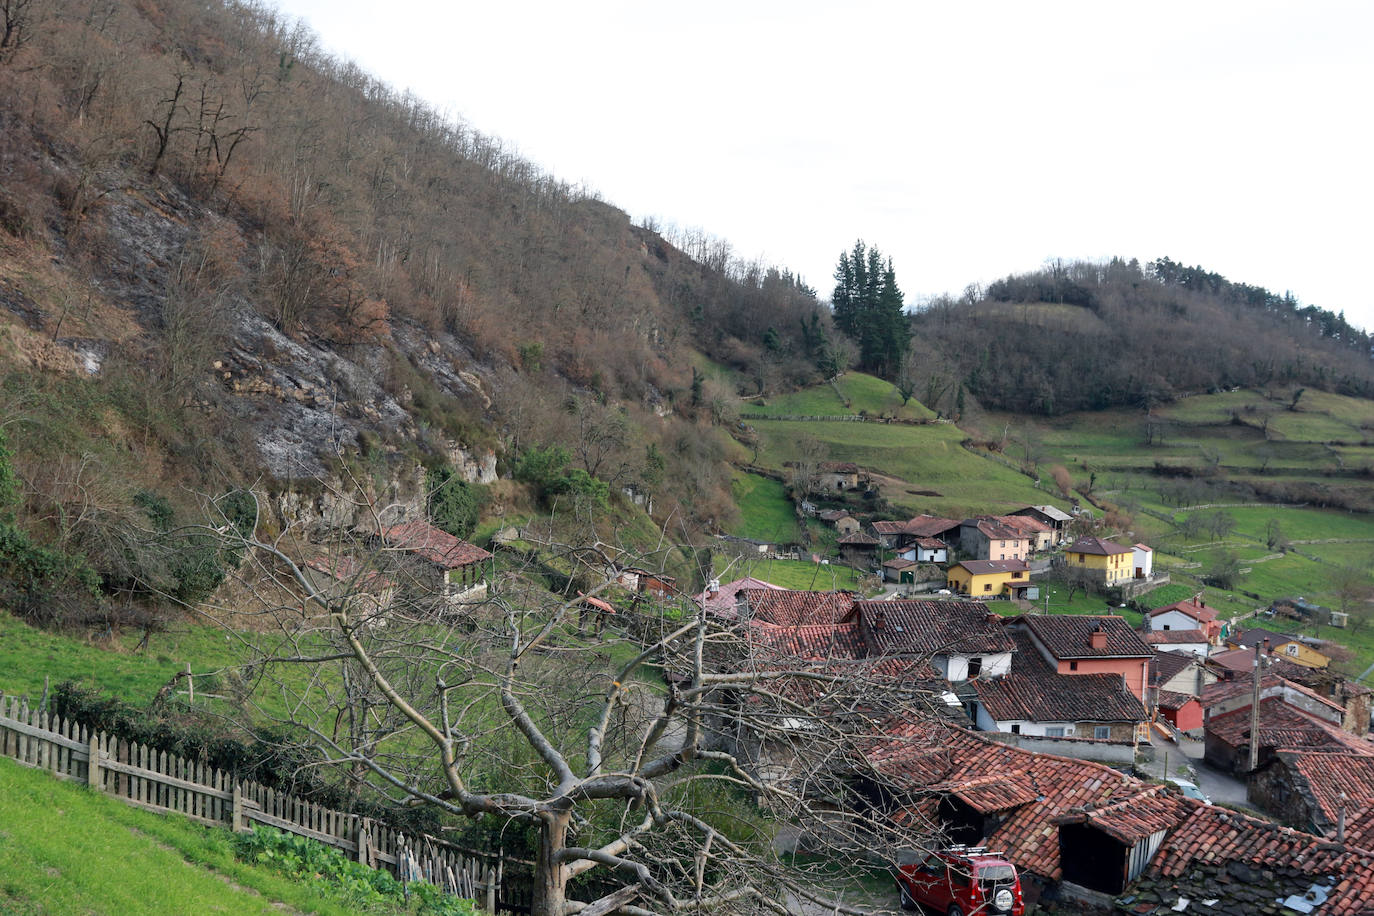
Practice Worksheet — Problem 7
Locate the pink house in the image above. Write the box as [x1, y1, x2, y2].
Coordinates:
[1011, 615, 1155, 704]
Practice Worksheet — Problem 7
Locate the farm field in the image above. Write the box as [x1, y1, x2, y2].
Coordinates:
[730, 471, 802, 543]
[745, 372, 934, 420]
[714, 555, 868, 592]
[749, 417, 1049, 518]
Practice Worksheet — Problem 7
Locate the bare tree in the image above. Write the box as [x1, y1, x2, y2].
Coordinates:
[201, 494, 941, 915]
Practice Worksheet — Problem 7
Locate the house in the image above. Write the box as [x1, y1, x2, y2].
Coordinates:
[815, 461, 864, 492]
[962, 626, 1149, 740]
[1132, 544, 1153, 579]
[865, 721, 1151, 892]
[998, 514, 1054, 553]
[959, 516, 1030, 561]
[1116, 800, 1374, 915]
[1249, 751, 1374, 837]
[302, 554, 396, 620]
[1151, 651, 1213, 732]
[376, 520, 491, 605]
[910, 537, 947, 563]
[741, 588, 855, 627]
[1148, 594, 1222, 642]
[873, 515, 960, 552]
[882, 557, 919, 584]
[1063, 537, 1133, 585]
[843, 599, 1015, 682]
[836, 530, 879, 568]
[616, 566, 676, 598]
[1247, 659, 1373, 736]
[1143, 627, 1210, 657]
[870, 519, 908, 549]
[1228, 626, 1331, 669]
[1007, 505, 1073, 546]
[946, 559, 1031, 598]
[1010, 614, 1154, 704]
[693, 576, 785, 618]
[1201, 674, 1370, 773]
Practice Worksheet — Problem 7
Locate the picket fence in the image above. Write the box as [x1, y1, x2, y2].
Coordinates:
[0, 692, 534, 913]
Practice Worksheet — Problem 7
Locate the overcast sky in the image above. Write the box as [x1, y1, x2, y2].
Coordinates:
[271, 0, 1374, 327]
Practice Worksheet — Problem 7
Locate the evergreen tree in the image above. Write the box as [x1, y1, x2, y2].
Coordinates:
[829, 240, 910, 377]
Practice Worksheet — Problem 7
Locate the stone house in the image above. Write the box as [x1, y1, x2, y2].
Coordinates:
[376, 520, 491, 606]
[1248, 750, 1374, 837]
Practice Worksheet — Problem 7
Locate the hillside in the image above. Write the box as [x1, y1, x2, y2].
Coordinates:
[908, 258, 1374, 417]
[0, 755, 472, 916]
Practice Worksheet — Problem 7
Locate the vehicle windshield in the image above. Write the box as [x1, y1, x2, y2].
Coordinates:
[976, 865, 1016, 883]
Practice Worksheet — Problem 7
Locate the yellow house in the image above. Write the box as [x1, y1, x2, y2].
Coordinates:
[1064, 537, 1133, 584]
[947, 559, 1031, 597]
[1228, 628, 1331, 669]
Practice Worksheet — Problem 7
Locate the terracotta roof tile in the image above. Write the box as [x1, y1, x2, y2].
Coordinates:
[1151, 651, 1194, 686]
[837, 531, 879, 546]
[1145, 628, 1209, 645]
[1281, 751, 1374, 831]
[1156, 689, 1197, 712]
[1149, 597, 1218, 623]
[952, 559, 1029, 576]
[847, 599, 1016, 657]
[903, 515, 962, 538]
[694, 576, 785, 617]
[1207, 697, 1374, 755]
[1018, 614, 1153, 659]
[378, 521, 492, 569]
[743, 589, 854, 627]
[967, 629, 1147, 725]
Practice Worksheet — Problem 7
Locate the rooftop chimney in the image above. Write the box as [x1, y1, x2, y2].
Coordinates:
[1090, 626, 1108, 650]
[1263, 637, 1271, 655]
[707, 579, 720, 598]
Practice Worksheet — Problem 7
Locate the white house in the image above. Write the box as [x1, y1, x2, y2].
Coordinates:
[1132, 543, 1154, 579]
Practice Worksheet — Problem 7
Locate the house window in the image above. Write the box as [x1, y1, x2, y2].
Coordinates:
[1010, 724, 1020, 735]
[1069, 661, 1079, 671]
[1045, 727, 1066, 737]
[1286, 644, 1299, 656]
[967, 657, 982, 679]
[1000, 540, 1006, 547]
[983, 583, 992, 592]
[1094, 726, 1111, 740]
[1077, 554, 1084, 563]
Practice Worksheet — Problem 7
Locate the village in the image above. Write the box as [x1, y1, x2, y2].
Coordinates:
[302, 462, 1374, 914]
[706, 456, 1373, 911]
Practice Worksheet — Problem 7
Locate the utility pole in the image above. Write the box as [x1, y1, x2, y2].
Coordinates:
[1247, 644, 1262, 771]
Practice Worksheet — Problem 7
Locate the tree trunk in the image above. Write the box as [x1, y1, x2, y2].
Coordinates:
[532, 808, 572, 916]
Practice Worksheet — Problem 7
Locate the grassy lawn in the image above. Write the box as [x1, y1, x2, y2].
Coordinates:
[750, 419, 1046, 518]
[0, 756, 451, 916]
[714, 556, 868, 592]
[746, 372, 934, 420]
[0, 612, 254, 704]
[730, 472, 802, 543]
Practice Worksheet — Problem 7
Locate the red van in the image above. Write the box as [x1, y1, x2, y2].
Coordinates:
[895, 846, 1024, 916]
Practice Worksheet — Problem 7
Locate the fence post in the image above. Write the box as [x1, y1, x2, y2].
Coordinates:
[231, 783, 246, 832]
[87, 732, 102, 791]
[484, 866, 496, 913]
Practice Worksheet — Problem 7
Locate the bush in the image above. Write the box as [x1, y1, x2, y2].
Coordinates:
[427, 465, 484, 539]
[235, 826, 477, 915]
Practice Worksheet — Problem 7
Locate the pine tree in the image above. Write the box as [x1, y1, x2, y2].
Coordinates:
[829, 240, 910, 377]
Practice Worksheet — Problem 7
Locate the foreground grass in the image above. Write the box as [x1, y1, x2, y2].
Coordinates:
[0, 756, 434, 916]
[731, 472, 802, 543]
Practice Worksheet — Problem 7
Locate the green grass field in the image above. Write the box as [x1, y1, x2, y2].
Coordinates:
[746, 372, 934, 420]
[714, 555, 868, 592]
[0, 756, 464, 916]
[730, 472, 802, 543]
[749, 418, 1046, 517]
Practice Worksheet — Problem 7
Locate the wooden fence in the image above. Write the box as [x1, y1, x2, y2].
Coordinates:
[0, 692, 533, 913]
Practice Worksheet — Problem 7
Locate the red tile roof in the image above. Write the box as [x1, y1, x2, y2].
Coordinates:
[1156, 689, 1197, 712]
[836, 531, 879, 546]
[1201, 672, 1346, 718]
[1066, 536, 1131, 556]
[1142, 803, 1374, 916]
[693, 576, 785, 617]
[742, 589, 854, 627]
[1053, 785, 1193, 844]
[378, 521, 492, 569]
[913, 537, 946, 549]
[1207, 646, 1258, 673]
[846, 599, 1016, 657]
[1145, 627, 1209, 645]
[867, 723, 1148, 880]
[1280, 751, 1374, 833]
[904, 515, 962, 538]
[1017, 614, 1153, 659]
[967, 629, 1147, 725]
[1149, 597, 1218, 623]
[882, 558, 918, 570]
[996, 514, 1051, 535]
[1207, 697, 1374, 755]
[952, 559, 1029, 576]
[964, 516, 1024, 541]
[746, 620, 867, 661]
[871, 520, 908, 535]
